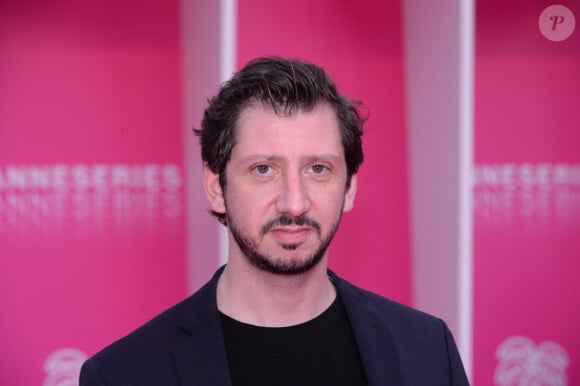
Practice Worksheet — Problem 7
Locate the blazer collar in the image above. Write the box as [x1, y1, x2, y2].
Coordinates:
[329, 270, 404, 386]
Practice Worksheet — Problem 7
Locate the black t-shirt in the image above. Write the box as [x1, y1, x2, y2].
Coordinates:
[219, 293, 368, 386]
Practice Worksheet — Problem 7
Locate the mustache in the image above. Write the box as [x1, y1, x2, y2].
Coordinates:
[261, 214, 321, 236]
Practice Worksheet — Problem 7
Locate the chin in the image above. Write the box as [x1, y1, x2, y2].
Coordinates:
[251, 252, 324, 276]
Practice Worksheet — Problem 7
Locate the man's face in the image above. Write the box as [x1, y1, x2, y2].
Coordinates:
[204, 102, 357, 275]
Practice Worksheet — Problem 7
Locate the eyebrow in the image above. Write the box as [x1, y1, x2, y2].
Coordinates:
[302, 154, 344, 165]
[237, 154, 343, 166]
[236, 154, 284, 166]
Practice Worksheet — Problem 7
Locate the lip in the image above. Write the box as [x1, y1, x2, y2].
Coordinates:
[268, 227, 312, 244]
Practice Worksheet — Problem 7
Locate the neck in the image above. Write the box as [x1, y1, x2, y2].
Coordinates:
[216, 256, 336, 327]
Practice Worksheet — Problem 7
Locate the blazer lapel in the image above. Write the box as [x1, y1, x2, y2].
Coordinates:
[331, 271, 404, 386]
[172, 267, 232, 386]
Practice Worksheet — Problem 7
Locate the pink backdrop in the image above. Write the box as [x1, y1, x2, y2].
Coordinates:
[1, 1, 411, 384]
[6, 1, 579, 385]
[0, 1, 186, 384]
[237, 0, 412, 303]
[474, 1, 580, 384]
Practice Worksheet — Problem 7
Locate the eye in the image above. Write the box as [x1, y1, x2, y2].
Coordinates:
[309, 164, 329, 174]
[253, 164, 274, 175]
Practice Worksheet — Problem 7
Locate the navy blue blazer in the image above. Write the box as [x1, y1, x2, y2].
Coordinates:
[80, 267, 469, 385]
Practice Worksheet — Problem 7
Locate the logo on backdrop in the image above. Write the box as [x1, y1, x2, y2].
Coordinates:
[0, 163, 183, 239]
[43, 348, 87, 386]
[539, 4, 576, 42]
[474, 163, 580, 232]
[495, 336, 569, 386]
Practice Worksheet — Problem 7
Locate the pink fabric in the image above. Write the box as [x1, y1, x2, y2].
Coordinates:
[474, 2, 580, 385]
[237, 0, 412, 304]
[0, 1, 186, 384]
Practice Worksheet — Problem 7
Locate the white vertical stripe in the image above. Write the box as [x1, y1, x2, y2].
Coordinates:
[218, 0, 237, 266]
[458, 0, 474, 380]
[181, 0, 233, 291]
[220, 0, 237, 82]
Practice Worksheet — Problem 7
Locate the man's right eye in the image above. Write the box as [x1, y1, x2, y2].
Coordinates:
[253, 164, 273, 175]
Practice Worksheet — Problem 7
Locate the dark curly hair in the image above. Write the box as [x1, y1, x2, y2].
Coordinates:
[194, 56, 366, 224]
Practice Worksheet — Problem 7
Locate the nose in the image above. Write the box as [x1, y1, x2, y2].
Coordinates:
[275, 172, 311, 217]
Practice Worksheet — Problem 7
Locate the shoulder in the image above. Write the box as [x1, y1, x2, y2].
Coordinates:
[80, 295, 196, 385]
[330, 270, 439, 323]
[330, 270, 453, 344]
[330, 271, 469, 385]
[96, 294, 196, 356]
[80, 269, 222, 385]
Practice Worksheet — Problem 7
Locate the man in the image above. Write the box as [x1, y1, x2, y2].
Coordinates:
[80, 57, 469, 385]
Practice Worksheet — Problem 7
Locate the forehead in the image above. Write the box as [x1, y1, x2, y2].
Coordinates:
[232, 101, 343, 158]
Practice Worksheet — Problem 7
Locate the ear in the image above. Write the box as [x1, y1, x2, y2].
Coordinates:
[342, 174, 357, 212]
[203, 164, 226, 215]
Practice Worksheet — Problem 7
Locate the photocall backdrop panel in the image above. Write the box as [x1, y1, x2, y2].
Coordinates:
[8, 1, 573, 385]
[0, 1, 186, 384]
[1, 1, 412, 384]
[474, 2, 580, 385]
[237, 0, 412, 304]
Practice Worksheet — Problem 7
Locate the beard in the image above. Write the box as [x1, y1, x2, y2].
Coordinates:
[226, 211, 343, 275]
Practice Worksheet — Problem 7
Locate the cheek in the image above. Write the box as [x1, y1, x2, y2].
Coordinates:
[225, 188, 267, 223]
[313, 190, 346, 218]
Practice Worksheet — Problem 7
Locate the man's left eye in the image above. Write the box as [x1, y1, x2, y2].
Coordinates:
[310, 165, 328, 174]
